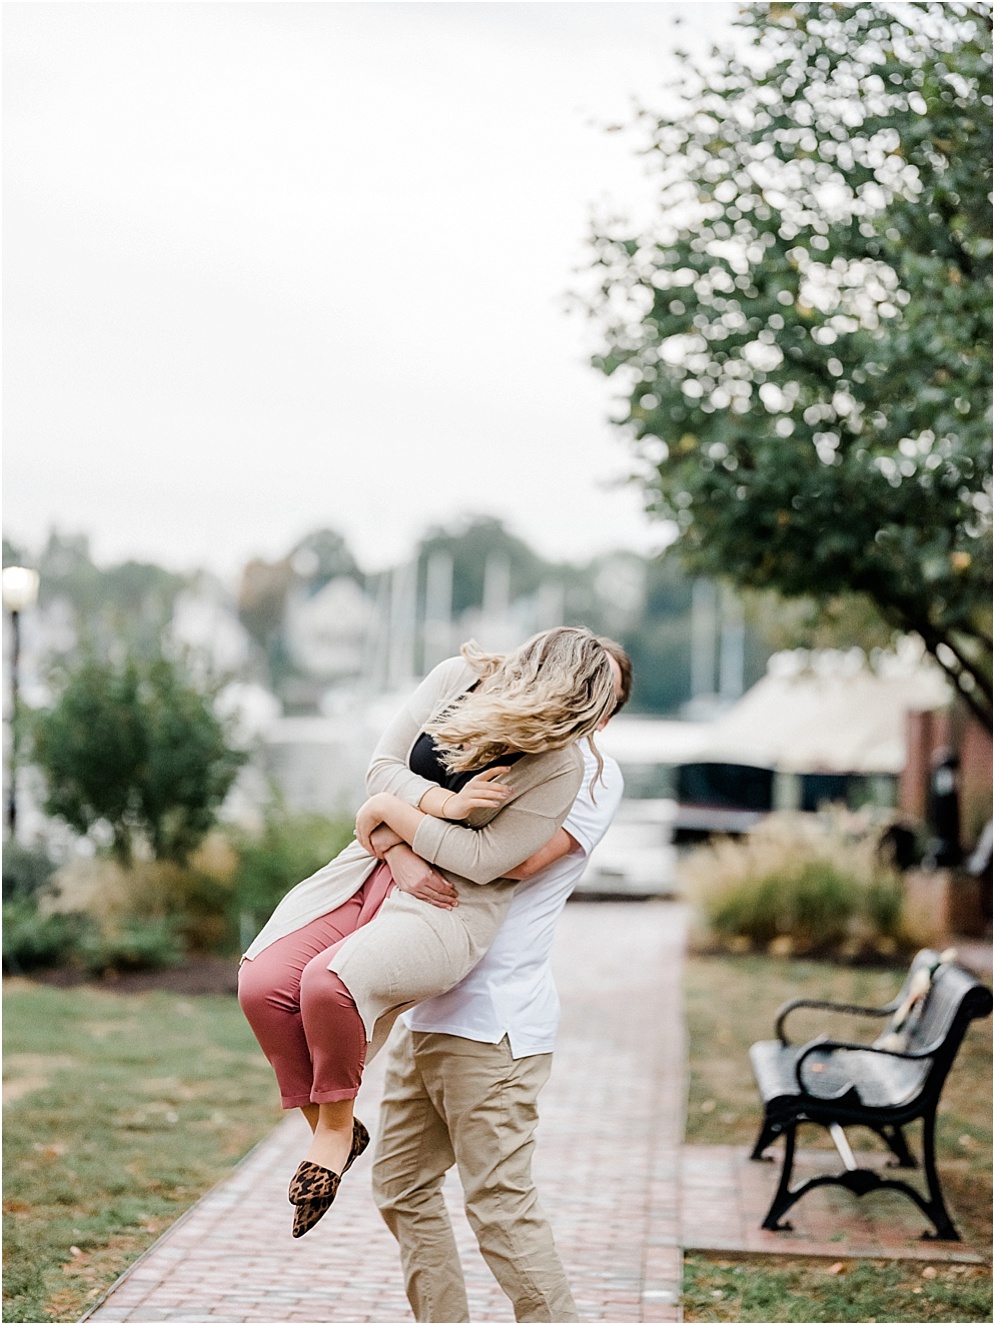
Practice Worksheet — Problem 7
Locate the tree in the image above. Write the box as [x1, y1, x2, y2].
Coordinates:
[416, 515, 550, 617]
[589, 2, 992, 726]
[35, 531, 187, 657]
[289, 528, 363, 589]
[32, 652, 247, 865]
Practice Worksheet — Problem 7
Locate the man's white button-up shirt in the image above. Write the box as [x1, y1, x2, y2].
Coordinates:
[402, 744, 624, 1057]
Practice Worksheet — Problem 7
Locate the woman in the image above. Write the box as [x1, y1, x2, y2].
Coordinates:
[238, 626, 618, 1236]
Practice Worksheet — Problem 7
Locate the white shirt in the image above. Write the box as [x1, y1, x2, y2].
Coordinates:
[402, 745, 624, 1057]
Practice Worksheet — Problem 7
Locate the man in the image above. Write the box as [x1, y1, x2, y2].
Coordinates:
[370, 641, 631, 1323]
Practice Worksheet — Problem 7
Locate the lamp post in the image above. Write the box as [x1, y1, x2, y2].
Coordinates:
[3, 566, 40, 840]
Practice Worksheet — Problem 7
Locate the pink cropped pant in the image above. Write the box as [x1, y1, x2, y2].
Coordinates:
[237, 864, 395, 1108]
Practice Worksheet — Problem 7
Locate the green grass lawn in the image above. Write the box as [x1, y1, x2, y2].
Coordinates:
[2, 979, 282, 1323]
[4, 957, 991, 1324]
[681, 1255, 993, 1323]
[682, 953, 993, 1323]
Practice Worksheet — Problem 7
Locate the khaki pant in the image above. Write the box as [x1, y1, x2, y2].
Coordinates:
[372, 1028, 578, 1323]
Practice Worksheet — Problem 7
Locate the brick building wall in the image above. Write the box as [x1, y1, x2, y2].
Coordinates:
[900, 704, 992, 851]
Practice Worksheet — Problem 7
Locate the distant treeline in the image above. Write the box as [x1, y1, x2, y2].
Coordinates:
[4, 519, 870, 716]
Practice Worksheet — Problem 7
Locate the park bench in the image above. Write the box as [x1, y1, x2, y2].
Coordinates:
[748, 948, 992, 1241]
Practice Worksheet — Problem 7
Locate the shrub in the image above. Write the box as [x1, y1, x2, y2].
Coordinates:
[49, 850, 238, 956]
[3, 893, 185, 976]
[2, 843, 98, 974]
[74, 916, 186, 975]
[683, 811, 907, 958]
[109, 859, 235, 954]
[2, 898, 89, 973]
[31, 650, 247, 866]
[232, 810, 355, 936]
[2, 843, 58, 903]
[6, 811, 356, 972]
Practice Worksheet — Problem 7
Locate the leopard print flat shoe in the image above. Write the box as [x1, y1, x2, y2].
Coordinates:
[290, 1161, 340, 1237]
[288, 1118, 370, 1204]
[345, 1117, 370, 1173]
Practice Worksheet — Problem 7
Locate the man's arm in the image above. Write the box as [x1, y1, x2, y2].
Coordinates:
[367, 822, 578, 894]
[503, 828, 580, 881]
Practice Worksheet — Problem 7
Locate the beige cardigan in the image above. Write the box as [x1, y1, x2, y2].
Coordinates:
[242, 657, 584, 1051]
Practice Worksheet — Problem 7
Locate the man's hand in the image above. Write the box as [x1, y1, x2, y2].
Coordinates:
[385, 844, 459, 910]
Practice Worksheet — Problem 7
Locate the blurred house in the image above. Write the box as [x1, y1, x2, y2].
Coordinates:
[284, 575, 376, 680]
[171, 575, 252, 675]
[598, 649, 952, 839]
[901, 704, 993, 857]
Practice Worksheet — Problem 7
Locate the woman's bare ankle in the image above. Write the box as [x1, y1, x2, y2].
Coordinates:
[305, 1129, 351, 1174]
[304, 1106, 354, 1174]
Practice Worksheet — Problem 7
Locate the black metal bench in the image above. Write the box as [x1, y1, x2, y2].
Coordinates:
[748, 948, 992, 1240]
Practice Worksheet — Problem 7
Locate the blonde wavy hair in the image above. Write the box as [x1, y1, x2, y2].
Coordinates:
[424, 627, 617, 775]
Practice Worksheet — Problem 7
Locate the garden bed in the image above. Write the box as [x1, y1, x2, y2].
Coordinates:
[22, 954, 241, 997]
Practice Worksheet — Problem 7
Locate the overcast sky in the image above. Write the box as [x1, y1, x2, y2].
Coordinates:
[4, 1, 742, 582]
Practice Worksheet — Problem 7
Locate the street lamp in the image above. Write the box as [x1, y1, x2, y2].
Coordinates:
[3, 565, 40, 840]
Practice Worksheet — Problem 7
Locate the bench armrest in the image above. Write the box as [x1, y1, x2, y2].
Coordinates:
[776, 998, 895, 1045]
[794, 1037, 934, 1098]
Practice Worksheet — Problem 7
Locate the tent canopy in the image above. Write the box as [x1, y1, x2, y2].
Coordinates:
[595, 653, 949, 778]
[697, 658, 950, 775]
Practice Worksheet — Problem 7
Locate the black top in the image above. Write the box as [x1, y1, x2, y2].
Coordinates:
[409, 730, 523, 793]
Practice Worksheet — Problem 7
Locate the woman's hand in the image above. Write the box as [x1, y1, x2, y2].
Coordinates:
[443, 768, 514, 821]
[385, 844, 459, 909]
[355, 793, 393, 855]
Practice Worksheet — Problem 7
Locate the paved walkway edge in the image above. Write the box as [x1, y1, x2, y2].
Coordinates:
[76, 1125, 291, 1324]
[79, 904, 689, 1323]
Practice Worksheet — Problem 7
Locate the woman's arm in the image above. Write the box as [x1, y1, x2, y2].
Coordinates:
[370, 821, 575, 895]
[364, 657, 471, 807]
[356, 793, 451, 855]
[369, 823, 573, 902]
[357, 755, 582, 885]
[358, 771, 514, 850]
[416, 768, 514, 822]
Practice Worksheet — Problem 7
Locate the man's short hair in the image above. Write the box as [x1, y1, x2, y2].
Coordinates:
[597, 637, 633, 716]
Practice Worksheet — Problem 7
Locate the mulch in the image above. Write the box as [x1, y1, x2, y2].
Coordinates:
[21, 955, 241, 996]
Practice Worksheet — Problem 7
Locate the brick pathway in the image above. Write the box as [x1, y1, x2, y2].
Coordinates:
[681, 1145, 985, 1264]
[85, 901, 688, 1324]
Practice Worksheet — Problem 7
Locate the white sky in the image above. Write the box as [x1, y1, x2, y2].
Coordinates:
[4, 1, 741, 581]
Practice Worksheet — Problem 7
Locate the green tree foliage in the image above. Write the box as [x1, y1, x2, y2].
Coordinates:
[35, 531, 186, 656]
[290, 528, 363, 588]
[32, 652, 247, 865]
[414, 515, 777, 712]
[233, 809, 354, 928]
[416, 515, 549, 616]
[590, 2, 993, 726]
[3, 537, 29, 568]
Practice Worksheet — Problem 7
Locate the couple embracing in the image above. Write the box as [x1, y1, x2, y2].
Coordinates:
[238, 626, 631, 1321]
